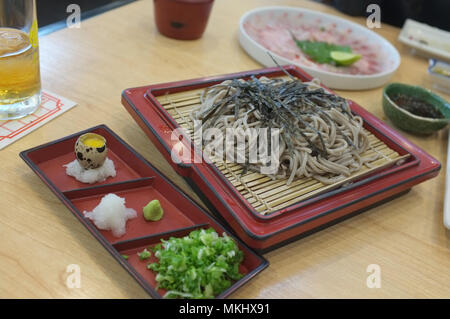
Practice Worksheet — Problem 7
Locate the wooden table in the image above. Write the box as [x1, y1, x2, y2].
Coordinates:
[1, 0, 449, 299]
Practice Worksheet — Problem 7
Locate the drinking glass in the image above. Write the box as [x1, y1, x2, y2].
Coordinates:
[0, 0, 41, 120]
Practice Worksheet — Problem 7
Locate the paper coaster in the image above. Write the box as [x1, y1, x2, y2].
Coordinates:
[0, 91, 77, 150]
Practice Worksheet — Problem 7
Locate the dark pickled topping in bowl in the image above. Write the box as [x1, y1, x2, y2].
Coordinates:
[390, 93, 444, 119]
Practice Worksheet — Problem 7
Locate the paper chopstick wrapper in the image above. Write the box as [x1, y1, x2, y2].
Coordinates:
[0, 91, 77, 150]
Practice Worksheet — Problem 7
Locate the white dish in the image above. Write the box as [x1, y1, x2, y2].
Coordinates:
[239, 6, 401, 90]
[398, 19, 450, 62]
[428, 59, 450, 95]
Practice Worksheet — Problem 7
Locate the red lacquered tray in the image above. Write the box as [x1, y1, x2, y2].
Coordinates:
[20, 124, 268, 298]
[121, 66, 442, 253]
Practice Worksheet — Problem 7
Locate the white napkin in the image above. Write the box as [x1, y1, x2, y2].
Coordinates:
[0, 91, 77, 150]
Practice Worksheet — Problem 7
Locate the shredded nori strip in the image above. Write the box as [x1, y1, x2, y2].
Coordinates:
[197, 59, 362, 179]
[201, 76, 356, 159]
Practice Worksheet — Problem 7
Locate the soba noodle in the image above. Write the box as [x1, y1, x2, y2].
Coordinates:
[190, 76, 378, 185]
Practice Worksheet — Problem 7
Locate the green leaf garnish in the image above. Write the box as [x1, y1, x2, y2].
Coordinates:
[291, 32, 354, 65]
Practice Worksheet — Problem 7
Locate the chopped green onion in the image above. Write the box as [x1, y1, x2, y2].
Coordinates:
[138, 248, 151, 261]
[147, 228, 244, 299]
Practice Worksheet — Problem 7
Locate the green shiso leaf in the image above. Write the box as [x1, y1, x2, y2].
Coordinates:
[291, 32, 352, 65]
[146, 228, 244, 299]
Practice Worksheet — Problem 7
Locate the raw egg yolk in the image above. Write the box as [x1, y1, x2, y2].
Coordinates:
[83, 137, 104, 148]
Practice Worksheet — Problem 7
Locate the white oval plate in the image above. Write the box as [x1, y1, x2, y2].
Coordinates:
[239, 6, 401, 90]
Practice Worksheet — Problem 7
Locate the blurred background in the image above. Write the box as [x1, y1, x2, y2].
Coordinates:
[36, 0, 449, 33]
[322, 0, 449, 30]
[37, 0, 136, 33]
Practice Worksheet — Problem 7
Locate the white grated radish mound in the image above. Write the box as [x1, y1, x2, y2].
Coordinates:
[83, 194, 137, 238]
[64, 158, 116, 184]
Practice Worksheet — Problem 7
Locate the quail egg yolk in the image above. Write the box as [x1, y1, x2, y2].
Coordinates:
[83, 137, 104, 148]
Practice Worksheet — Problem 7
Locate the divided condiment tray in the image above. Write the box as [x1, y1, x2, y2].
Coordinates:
[20, 124, 268, 299]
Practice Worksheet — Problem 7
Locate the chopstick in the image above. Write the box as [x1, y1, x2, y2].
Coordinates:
[444, 129, 450, 229]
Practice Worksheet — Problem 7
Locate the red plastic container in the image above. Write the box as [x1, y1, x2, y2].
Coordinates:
[20, 125, 268, 299]
[153, 0, 214, 40]
[121, 65, 442, 253]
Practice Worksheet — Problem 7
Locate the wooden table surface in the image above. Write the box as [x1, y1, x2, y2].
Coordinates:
[1, 0, 449, 299]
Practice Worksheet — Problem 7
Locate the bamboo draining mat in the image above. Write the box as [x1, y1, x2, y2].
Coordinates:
[156, 88, 409, 216]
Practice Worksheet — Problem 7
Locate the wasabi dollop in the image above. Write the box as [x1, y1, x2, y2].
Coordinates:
[143, 200, 164, 222]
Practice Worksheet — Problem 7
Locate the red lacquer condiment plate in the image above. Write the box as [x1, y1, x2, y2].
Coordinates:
[121, 65, 442, 253]
[20, 125, 268, 299]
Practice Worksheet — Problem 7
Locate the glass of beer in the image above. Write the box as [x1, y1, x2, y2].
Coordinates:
[0, 0, 41, 120]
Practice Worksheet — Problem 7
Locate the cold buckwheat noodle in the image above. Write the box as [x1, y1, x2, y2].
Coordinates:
[190, 76, 379, 185]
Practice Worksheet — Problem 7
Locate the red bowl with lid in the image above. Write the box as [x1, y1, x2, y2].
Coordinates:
[153, 0, 214, 40]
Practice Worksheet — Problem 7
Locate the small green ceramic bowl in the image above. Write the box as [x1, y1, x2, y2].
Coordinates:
[383, 83, 450, 135]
